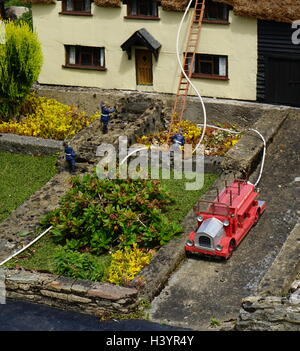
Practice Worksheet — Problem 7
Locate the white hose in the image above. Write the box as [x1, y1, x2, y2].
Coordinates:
[247, 128, 266, 187]
[0, 226, 53, 266]
[197, 123, 266, 187]
[119, 147, 150, 166]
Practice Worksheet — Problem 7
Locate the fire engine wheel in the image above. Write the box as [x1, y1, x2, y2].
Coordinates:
[254, 210, 261, 225]
[186, 251, 193, 259]
[228, 240, 236, 257]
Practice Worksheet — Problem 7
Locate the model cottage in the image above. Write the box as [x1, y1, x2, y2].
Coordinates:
[26, 0, 300, 107]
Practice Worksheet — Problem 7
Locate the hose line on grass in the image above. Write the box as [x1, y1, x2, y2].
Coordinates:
[0, 226, 53, 267]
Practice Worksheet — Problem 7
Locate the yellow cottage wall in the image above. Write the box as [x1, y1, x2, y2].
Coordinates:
[32, 3, 257, 101]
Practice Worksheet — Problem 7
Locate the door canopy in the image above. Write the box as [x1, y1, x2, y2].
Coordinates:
[121, 28, 161, 60]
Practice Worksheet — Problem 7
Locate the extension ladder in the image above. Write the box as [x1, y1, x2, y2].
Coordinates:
[171, 0, 206, 128]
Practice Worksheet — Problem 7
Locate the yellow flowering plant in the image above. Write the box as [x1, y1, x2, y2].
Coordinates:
[107, 244, 155, 286]
[0, 94, 99, 140]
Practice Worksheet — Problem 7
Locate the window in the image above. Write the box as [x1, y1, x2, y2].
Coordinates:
[203, 0, 229, 23]
[61, 0, 92, 15]
[186, 53, 228, 80]
[64, 45, 106, 70]
[125, 0, 159, 19]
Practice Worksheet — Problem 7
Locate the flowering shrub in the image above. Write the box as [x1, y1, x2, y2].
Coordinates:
[0, 94, 99, 140]
[137, 120, 240, 156]
[107, 244, 154, 286]
[41, 174, 182, 254]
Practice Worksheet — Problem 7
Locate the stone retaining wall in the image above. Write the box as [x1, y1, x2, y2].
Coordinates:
[0, 133, 62, 156]
[235, 222, 300, 331]
[34, 84, 294, 128]
[62, 95, 166, 173]
[3, 269, 138, 317]
[236, 284, 300, 331]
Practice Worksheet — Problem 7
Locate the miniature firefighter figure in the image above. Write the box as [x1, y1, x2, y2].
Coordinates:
[100, 102, 116, 134]
[63, 141, 76, 174]
[171, 128, 185, 152]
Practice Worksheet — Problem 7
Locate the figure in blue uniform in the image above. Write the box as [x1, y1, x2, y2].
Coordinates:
[171, 129, 185, 152]
[100, 102, 116, 134]
[63, 142, 76, 174]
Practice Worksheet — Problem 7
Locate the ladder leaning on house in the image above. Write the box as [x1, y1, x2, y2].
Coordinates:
[170, 0, 206, 129]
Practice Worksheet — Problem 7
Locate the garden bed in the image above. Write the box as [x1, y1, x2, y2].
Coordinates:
[0, 94, 99, 141]
[3, 172, 218, 282]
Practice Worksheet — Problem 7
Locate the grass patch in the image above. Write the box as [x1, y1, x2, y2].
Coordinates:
[157, 171, 218, 223]
[4, 233, 111, 275]
[0, 152, 58, 222]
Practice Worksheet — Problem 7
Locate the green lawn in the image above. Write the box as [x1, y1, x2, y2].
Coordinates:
[4, 234, 111, 277]
[0, 152, 58, 222]
[160, 172, 218, 223]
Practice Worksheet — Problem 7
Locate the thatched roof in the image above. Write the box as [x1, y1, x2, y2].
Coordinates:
[22, 0, 300, 23]
[161, 0, 300, 23]
[160, 0, 189, 12]
[94, 0, 121, 7]
[215, 0, 300, 23]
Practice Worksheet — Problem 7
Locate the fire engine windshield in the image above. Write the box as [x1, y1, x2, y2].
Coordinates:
[194, 200, 229, 216]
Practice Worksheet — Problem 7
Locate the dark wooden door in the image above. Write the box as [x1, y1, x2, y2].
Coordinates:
[135, 50, 153, 85]
[266, 56, 300, 106]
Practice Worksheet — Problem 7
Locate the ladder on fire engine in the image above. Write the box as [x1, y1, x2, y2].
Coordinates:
[170, 0, 206, 129]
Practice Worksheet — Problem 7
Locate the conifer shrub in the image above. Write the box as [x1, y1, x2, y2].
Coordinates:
[0, 21, 42, 120]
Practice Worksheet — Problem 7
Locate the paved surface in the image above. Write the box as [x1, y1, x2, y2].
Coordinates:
[149, 113, 300, 330]
[0, 299, 190, 331]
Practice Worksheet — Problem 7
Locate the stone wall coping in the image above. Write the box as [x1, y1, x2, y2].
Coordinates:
[3, 268, 139, 313]
[255, 222, 300, 296]
[221, 109, 290, 174]
[0, 133, 63, 155]
[5, 269, 137, 297]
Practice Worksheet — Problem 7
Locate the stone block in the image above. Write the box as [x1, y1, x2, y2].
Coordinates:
[87, 283, 137, 301]
[40, 289, 69, 301]
[7, 271, 41, 286]
[67, 294, 91, 304]
[45, 276, 74, 292]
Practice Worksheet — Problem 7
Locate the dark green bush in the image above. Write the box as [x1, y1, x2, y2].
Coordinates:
[54, 247, 111, 281]
[41, 174, 182, 254]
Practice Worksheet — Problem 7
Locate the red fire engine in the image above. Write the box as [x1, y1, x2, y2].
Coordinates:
[185, 179, 266, 259]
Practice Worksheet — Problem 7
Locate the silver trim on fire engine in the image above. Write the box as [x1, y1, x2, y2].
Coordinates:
[195, 217, 226, 251]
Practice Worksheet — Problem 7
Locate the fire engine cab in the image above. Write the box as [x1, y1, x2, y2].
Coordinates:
[185, 179, 266, 259]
